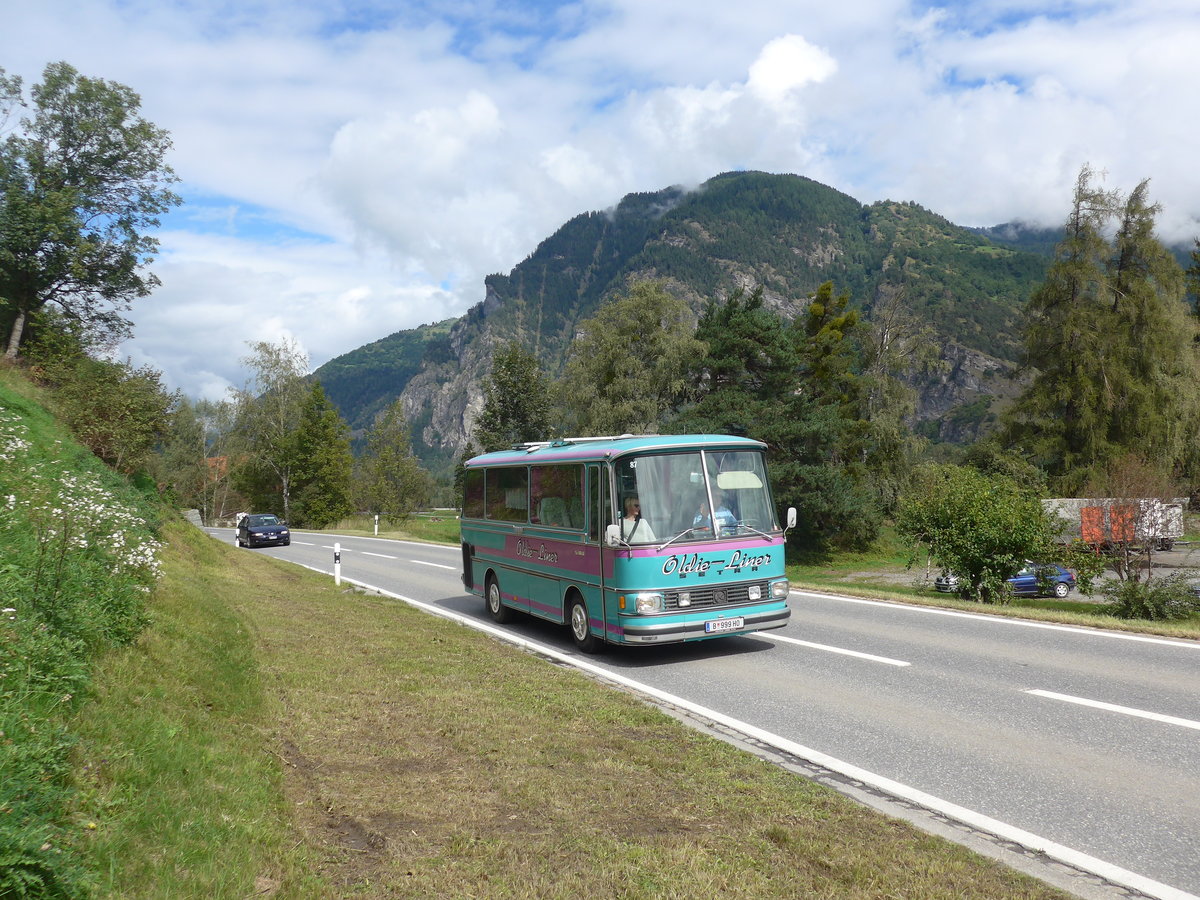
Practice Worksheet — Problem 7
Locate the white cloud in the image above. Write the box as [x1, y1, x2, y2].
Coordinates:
[2, 0, 1198, 401]
[747, 35, 838, 105]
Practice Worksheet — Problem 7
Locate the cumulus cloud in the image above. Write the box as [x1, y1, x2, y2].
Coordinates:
[747, 34, 838, 105]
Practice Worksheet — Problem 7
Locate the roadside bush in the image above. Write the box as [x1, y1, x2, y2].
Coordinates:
[1102, 574, 1200, 620]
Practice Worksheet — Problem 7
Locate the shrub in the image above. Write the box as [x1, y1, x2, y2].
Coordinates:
[1102, 574, 1200, 620]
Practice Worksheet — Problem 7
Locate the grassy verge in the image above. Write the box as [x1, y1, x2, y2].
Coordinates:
[71, 521, 1075, 899]
[786, 548, 1200, 641]
[320, 512, 461, 545]
[70, 521, 327, 897]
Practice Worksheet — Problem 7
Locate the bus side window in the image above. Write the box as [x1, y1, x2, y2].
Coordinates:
[531, 464, 584, 529]
[463, 469, 485, 518]
[486, 467, 528, 522]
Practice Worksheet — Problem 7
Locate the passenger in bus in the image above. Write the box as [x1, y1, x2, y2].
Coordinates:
[621, 495, 656, 543]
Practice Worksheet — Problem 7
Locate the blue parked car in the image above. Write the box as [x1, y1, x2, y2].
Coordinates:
[935, 563, 1076, 597]
[1007, 563, 1076, 598]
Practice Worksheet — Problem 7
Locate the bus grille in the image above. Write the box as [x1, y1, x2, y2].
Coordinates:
[664, 581, 769, 610]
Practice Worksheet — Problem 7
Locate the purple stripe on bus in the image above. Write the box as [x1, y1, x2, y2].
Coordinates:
[620, 537, 784, 557]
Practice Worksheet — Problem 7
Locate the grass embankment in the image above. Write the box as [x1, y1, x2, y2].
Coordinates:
[74, 522, 1076, 899]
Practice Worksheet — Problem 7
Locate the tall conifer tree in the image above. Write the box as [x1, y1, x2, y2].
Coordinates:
[473, 341, 551, 452]
[1004, 167, 1200, 492]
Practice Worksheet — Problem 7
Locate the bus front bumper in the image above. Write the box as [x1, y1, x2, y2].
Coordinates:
[617, 604, 790, 644]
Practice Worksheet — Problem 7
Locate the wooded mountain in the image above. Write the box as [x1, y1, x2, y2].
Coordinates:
[313, 170, 1056, 468]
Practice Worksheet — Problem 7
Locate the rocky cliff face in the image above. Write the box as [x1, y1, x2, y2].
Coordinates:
[911, 343, 1025, 444]
[399, 304, 495, 454]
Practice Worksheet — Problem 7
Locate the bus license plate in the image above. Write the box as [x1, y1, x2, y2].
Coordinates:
[704, 617, 745, 634]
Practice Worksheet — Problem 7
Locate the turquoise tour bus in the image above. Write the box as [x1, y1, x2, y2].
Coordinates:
[460, 434, 795, 652]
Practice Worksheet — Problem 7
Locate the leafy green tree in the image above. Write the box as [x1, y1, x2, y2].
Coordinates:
[356, 398, 433, 523]
[1002, 167, 1200, 492]
[896, 464, 1054, 603]
[0, 62, 180, 358]
[290, 383, 354, 528]
[473, 341, 551, 452]
[558, 281, 706, 435]
[25, 329, 177, 474]
[231, 339, 310, 520]
[154, 396, 242, 523]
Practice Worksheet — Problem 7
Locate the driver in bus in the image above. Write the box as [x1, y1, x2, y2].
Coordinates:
[621, 495, 656, 543]
[693, 491, 736, 533]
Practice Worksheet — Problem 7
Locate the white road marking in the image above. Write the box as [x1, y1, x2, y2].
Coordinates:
[362, 551, 397, 559]
[410, 559, 456, 570]
[762, 633, 911, 667]
[1025, 689, 1200, 732]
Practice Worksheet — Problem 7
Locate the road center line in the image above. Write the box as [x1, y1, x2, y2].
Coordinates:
[1025, 689, 1200, 731]
[362, 552, 397, 559]
[410, 559, 456, 570]
[763, 633, 911, 667]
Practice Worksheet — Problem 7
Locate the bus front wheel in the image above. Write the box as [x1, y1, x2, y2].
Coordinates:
[486, 575, 513, 624]
[568, 595, 601, 654]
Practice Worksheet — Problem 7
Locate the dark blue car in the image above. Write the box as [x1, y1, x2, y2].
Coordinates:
[1007, 563, 1075, 597]
[237, 513, 291, 548]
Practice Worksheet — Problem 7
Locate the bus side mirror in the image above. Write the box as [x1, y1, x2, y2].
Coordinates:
[786, 507, 797, 530]
[605, 524, 624, 547]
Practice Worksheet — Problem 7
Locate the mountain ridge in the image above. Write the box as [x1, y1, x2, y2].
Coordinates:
[313, 171, 1055, 465]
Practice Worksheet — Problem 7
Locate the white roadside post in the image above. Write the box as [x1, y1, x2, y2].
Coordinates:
[374, 514, 379, 536]
[334, 543, 342, 586]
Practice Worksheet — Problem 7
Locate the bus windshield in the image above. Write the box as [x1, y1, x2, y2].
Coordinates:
[614, 449, 779, 544]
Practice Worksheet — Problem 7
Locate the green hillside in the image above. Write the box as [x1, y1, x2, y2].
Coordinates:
[315, 318, 456, 433]
[311, 171, 1052, 447]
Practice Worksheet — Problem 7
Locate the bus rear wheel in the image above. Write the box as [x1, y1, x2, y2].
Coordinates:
[568, 594, 601, 654]
[486, 575, 513, 624]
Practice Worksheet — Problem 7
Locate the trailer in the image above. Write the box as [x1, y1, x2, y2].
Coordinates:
[1041, 497, 1186, 551]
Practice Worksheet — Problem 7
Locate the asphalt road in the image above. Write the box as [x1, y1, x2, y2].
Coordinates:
[211, 528, 1200, 900]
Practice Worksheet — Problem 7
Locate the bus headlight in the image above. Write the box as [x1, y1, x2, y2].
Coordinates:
[770, 579, 791, 600]
[634, 592, 665, 614]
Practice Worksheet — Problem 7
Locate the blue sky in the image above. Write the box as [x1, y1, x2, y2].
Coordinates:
[3, 0, 1198, 400]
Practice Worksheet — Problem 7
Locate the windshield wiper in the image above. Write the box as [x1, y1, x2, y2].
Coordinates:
[733, 522, 773, 540]
[658, 527, 699, 550]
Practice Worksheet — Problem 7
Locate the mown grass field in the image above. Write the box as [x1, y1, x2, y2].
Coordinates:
[70, 520, 1079, 899]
